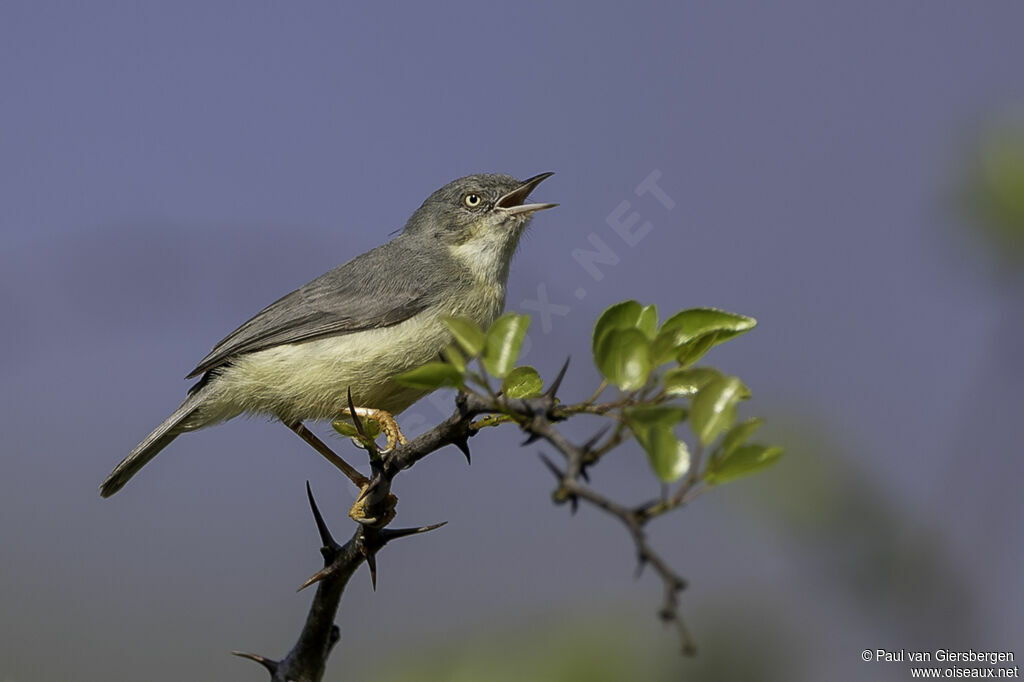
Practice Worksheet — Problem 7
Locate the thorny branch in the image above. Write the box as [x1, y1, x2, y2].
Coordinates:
[236, 359, 702, 680]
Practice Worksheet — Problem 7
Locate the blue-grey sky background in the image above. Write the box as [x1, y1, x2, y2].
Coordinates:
[2, 3, 1022, 681]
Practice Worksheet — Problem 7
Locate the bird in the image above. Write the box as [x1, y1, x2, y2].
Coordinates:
[100, 172, 556, 498]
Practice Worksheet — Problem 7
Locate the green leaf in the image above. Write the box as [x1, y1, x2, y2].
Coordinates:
[332, 417, 382, 440]
[690, 375, 749, 446]
[663, 366, 722, 397]
[714, 418, 764, 462]
[592, 300, 642, 356]
[502, 366, 544, 398]
[594, 327, 652, 391]
[443, 316, 486, 357]
[637, 304, 659, 339]
[394, 361, 464, 390]
[653, 308, 757, 364]
[651, 332, 679, 365]
[705, 444, 783, 485]
[659, 308, 757, 345]
[634, 426, 690, 483]
[442, 344, 466, 372]
[624, 404, 687, 429]
[674, 334, 719, 368]
[482, 313, 530, 378]
[625, 403, 690, 483]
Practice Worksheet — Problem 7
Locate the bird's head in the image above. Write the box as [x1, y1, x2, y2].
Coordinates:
[403, 172, 557, 283]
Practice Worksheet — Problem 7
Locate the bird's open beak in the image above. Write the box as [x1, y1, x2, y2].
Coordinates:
[496, 172, 558, 215]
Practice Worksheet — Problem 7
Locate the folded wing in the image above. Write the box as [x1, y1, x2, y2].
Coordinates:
[186, 240, 435, 378]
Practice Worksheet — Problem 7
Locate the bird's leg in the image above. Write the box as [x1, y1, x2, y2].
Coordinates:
[337, 407, 408, 454]
[284, 420, 368, 490]
[286, 420, 394, 524]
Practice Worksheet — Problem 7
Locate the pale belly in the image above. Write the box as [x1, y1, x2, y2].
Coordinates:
[192, 296, 503, 426]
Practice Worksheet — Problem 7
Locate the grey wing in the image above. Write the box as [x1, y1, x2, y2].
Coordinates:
[186, 243, 434, 378]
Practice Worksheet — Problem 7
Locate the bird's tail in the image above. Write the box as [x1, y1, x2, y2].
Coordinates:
[100, 391, 206, 498]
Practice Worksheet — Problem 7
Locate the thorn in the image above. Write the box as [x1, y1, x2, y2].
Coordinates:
[380, 521, 448, 543]
[298, 565, 334, 591]
[634, 555, 648, 579]
[347, 387, 367, 439]
[538, 453, 564, 480]
[570, 495, 578, 515]
[232, 651, 279, 675]
[582, 425, 611, 453]
[577, 425, 610, 484]
[355, 474, 383, 505]
[306, 481, 337, 550]
[363, 545, 378, 591]
[544, 356, 571, 400]
[453, 436, 472, 464]
[328, 625, 341, 651]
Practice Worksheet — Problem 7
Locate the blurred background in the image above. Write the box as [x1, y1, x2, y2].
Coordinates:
[2, 3, 1023, 681]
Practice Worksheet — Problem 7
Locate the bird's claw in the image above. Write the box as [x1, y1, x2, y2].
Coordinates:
[348, 482, 398, 527]
[339, 407, 408, 454]
[371, 409, 407, 453]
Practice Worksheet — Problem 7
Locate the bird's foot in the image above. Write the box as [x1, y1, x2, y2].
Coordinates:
[348, 480, 398, 527]
[339, 407, 408, 454]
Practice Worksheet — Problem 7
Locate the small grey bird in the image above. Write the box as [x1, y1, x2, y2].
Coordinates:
[100, 172, 556, 497]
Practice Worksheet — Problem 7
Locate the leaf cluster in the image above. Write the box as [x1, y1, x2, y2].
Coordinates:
[391, 301, 782, 489]
[591, 301, 781, 486]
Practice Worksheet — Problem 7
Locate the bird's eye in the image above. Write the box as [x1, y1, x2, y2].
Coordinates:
[463, 193, 482, 208]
